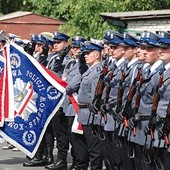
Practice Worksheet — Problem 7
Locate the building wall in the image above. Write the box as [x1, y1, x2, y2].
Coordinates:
[0, 14, 64, 40]
[0, 23, 60, 39]
[126, 18, 170, 36]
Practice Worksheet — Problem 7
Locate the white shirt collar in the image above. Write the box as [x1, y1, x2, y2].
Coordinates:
[127, 58, 138, 68]
[143, 63, 150, 69]
[165, 62, 170, 71]
[150, 60, 163, 74]
[116, 57, 125, 67]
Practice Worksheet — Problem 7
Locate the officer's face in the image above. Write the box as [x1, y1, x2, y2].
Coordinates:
[112, 46, 124, 59]
[136, 45, 146, 62]
[103, 42, 111, 55]
[159, 47, 170, 64]
[144, 47, 159, 65]
[84, 50, 100, 66]
[53, 40, 67, 52]
[34, 43, 43, 53]
[72, 47, 81, 57]
[123, 46, 135, 60]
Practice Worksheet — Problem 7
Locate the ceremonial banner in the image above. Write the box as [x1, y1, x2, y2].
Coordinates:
[0, 42, 66, 158]
[0, 55, 5, 127]
[44, 66, 83, 135]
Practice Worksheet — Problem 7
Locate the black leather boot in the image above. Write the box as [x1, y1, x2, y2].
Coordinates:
[23, 144, 45, 167]
[45, 147, 54, 165]
[45, 159, 67, 170]
[23, 156, 45, 167]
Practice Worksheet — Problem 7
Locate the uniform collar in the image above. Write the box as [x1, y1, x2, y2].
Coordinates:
[116, 57, 125, 67]
[143, 63, 150, 70]
[164, 62, 170, 71]
[150, 60, 163, 74]
[127, 58, 138, 68]
[89, 61, 101, 70]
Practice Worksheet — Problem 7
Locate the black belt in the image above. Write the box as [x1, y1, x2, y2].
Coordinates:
[137, 113, 165, 122]
[78, 103, 89, 109]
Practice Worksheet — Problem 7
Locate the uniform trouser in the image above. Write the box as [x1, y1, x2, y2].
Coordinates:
[72, 131, 89, 169]
[45, 122, 54, 148]
[141, 146, 170, 170]
[66, 116, 76, 162]
[118, 136, 136, 170]
[132, 143, 144, 170]
[51, 109, 69, 161]
[163, 149, 170, 170]
[102, 131, 123, 170]
[82, 125, 103, 170]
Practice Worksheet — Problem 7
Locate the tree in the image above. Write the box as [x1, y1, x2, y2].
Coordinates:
[0, 0, 24, 14]
[1, 0, 170, 38]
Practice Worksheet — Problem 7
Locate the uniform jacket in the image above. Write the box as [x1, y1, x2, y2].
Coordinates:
[77, 62, 103, 125]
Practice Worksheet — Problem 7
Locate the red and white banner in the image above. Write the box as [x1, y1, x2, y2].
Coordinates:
[0, 55, 5, 127]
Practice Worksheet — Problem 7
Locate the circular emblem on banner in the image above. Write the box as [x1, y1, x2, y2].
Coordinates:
[47, 86, 61, 100]
[22, 130, 36, 146]
[10, 53, 21, 69]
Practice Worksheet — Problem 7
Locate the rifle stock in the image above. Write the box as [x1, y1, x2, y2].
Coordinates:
[159, 102, 170, 146]
[123, 67, 142, 129]
[148, 72, 163, 140]
[116, 70, 125, 113]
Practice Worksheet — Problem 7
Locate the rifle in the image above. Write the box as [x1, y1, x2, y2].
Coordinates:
[116, 69, 126, 114]
[88, 61, 108, 124]
[100, 68, 115, 123]
[122, 67, 142, 128]
[127, 69, 143, 137]
[88, 61, 108, 139]
[158, 101, 170, 146]
[145, 71, 163, 141]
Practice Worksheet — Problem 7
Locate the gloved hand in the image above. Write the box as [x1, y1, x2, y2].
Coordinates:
[158, 128, 164, 140]
[158, 118, 170, 139]
[89, 100, 98, 114]
[42, 43, 49, 56]
[112, 107, 118, 121]
[128, 117, 135, 131]
[60, 45, 71, 59]
[100, 103, 110, 115]
[78, 51, 88, 75]
[117, 112, 124, 125]
[24, 42, 35, 56]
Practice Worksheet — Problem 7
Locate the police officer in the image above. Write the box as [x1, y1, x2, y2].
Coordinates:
[24, 34, 39, 56]
[102, 30, 112, 62]
[62, 35, 86, 170]
[45, 32, 71, 170]
[157, 31, 170, 170]
[97, 31, 123, 170]
[46, 31, 71, 76]
[128, 32, 164, 170]
[114, 32, 141, 170]
[77, 41, 104, 170]
[33, 34, 49, 66]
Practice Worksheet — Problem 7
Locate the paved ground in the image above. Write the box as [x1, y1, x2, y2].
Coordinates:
[0, 141, 71, 170]
[0, 141, 106, 170]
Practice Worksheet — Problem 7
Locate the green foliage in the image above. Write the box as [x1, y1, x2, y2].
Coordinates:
[0, 0, 24, 14]
[1, 0, 170, 38]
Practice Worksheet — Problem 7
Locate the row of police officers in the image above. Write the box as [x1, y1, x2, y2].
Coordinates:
[11, 29, 170, 170]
